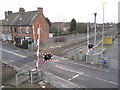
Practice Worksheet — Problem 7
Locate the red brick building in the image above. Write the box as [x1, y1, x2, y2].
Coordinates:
[2, 7, 49, 44]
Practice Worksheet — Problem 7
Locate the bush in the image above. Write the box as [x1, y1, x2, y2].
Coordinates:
[22, 40, 28, 49]
[54, 36, 66, 42]
[15, 43, 22, 48]
[15, 40, 28, 49]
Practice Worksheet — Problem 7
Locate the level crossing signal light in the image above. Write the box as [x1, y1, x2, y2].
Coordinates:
[88, 43, 94, 49]
[43, 52, 53, 62]
[45, 54, 52, 60]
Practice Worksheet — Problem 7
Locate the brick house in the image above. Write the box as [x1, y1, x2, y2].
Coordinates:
[2, 7, 49, 44]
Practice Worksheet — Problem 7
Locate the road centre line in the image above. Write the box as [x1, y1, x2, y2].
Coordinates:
[68, 74, 80, 81]
[56, 58, 110, 72]
[72, 74, 79, 79]
[83, 74, 118, 85]
[0, 48, 26, 58]
[55, 65, 118, 85]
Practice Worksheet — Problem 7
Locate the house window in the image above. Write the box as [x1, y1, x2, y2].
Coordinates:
[9, 26, 11, 32]
[20, 27, 22, 33]
[14, 27, 17, 32]
[26, 26, 29, 33]
[2, 26, 3, 31]
[6, 26, 7, 31]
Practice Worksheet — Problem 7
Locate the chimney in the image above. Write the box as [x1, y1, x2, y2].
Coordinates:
[5, 11, 12, 19]
[38, 7, 43, 14]
[19, 8, 25, 14]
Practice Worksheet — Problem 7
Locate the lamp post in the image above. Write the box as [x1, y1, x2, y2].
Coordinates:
[58, 13, 60, 45]
[93, 13, 97, 54]
[101, 2, 106, 60]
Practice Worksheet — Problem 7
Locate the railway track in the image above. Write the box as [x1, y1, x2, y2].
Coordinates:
[52, 28, 118, 57]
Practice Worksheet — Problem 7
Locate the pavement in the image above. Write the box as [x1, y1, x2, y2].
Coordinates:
[104, 38, 118, 69]
[1, 42, 119, 88]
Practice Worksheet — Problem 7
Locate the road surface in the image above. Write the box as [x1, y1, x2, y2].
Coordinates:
[1, 42, 119, 88]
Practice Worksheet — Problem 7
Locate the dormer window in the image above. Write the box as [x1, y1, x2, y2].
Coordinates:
[19, 18, 22, 20]
[6, 19, 8, 21]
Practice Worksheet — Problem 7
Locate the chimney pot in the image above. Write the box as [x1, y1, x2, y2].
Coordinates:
[38, 7, 43, 14]
[19, 7, 25, 14]
[5, 11, 12, 19]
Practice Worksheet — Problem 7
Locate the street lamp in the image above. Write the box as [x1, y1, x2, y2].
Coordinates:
[93, 13, 97, 54]
[58, 13, 60, 45]
[101, 2, 106, 60]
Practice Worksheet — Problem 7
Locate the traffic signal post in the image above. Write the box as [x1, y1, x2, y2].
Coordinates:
[86, 24, 94, 62]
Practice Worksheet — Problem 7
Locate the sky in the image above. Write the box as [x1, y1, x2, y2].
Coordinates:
[0, 0, 120, 23]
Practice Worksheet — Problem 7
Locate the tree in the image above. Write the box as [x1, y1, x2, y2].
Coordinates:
[70, 18, 77, 33]
[46, 17, 51, 27]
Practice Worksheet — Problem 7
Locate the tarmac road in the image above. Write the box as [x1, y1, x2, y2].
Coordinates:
[1, 42, 119, 88]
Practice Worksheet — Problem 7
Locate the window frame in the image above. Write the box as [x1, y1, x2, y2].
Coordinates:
[26, 26, 29, 33]
[6, 26, 7, 32]
[9, 26, 11, 32]
[20, 26, 22, 33]
[14, 27, 17, 32]
[2, 26, 3, 31]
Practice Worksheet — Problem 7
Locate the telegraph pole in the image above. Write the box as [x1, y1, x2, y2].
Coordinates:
[93, 13, 97, 54]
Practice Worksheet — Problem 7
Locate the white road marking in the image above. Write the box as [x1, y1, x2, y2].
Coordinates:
[49, 60, 58, 63]
[2, 61, 7, 64]
[55, 65, 118, 85]
[0, 48, 26, 58]
[44, 71, 85, 88]
[68, 74, 80, 81]
[13, 66, 20, 70]
[12, 50, 20, 52]
[3, 60, 14, 64]
[72, 74, 79, 79]
[10, 60, 14, 62]
[55, 65, 79, 73]
[23, 64, 28, 66]
[83, 74, 118, 85]
[54, 60, 58, 62]
[68, 78, 72, 81]
[59, 58, 110, 72]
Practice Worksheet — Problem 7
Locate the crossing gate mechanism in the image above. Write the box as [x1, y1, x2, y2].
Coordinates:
[43, 52, 53, 62]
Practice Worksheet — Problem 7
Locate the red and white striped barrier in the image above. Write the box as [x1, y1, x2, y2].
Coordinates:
[32, 24, 36, 46]
[36, 23, 40, 70]
[43, 52, 53, 62]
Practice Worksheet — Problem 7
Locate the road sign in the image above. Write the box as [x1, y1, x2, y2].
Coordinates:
[88, 43, 94, 49]
[103, 37, 112, 45]
[103, 58, 107, 65]
[43, 52, 53, 62]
